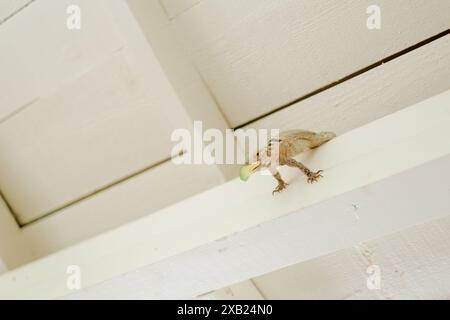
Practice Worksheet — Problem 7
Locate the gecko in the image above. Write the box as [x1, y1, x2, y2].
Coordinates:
[240, 130, 336, 195]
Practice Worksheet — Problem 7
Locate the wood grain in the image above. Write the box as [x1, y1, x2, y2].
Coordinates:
[1, 90, 449, 298]
[216, 215, 450, 299]
[0, 197, 33, 269]
[252, 216, 450, 299]
[58, 155, 450, 299]
[0, 0, 121, 121]
[160, 0, 204, 19]
[0, 0, 32, 24]
[0, 0, 199, 224]
[21, 160, 225, 259]
[126, 0, 236, 181]
[245, 35, 450, 135]
[172, 0, 450, 126]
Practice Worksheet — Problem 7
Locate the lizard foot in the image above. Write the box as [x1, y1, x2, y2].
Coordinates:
[272, 181, 288, 195]
[307, 170, 323, 184]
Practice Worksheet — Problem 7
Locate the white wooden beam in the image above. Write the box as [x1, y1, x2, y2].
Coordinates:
[21, 161, 225, 259]
[0, 90, 449, 299]
[251, 215, 450, 300]
[125, 0, 236, 182]
[208, 280, 265, 300]
[211, 214, 450, 300]
[65, 154, 450, 299]
[0, 196, 33, 269]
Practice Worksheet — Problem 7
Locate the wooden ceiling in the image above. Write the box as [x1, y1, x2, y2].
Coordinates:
[0, 0, 448, 267]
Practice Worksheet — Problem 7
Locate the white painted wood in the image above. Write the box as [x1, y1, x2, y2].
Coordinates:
[0, 0, 31, 23]
[212, 280, 264, 300]
[196, 280, 265, 300]
[0, 197, 33, 269]
[172, 0, 450, 126]
[0, 258, 7, 276]
[126, 0, 229, 130]
[247, 35, 450, 135]
[0, 90, 449, 299]
[0, 258, 8, 275]
[0, 0, 200, 223]
[160, 0, 203, 19]
[250, 217, 450, 300]
[65, 155, 450, 299]
[0, 0, 121, 121]
[211, 215, 450, 300]
[21, 161, 225, 259]
[125, 0, 236, 181]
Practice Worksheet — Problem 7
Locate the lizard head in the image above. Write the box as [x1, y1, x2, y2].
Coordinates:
[239, 150, 269, 181]
[240, 160, 261, 181]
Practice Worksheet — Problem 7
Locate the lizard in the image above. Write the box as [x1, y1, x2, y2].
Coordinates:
[240, 130, 336, 195]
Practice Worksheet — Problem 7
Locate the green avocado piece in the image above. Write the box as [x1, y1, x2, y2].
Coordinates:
[240, 164, 253, 182]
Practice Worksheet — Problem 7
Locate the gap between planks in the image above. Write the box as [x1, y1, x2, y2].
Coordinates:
[234, 29, 450, 129]
[2, 25, 448, 227]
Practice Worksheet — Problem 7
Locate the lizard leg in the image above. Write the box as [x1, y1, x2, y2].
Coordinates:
[272, 171, 288, 195]
[285, 158, 323, 184]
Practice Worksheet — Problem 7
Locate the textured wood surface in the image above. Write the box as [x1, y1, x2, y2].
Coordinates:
[251, 217, 450, 299]
[68, 155, 450, 299]
[216, 215, 450, 300]
[0, 196, 33, 269]
[171, 0, 450, 126]
[0, 0, 32, 24]
[1, 91, 449, 299]
[246, 35, 450, 135]
[0, 0, 199, 224]
[21, 160, 225, 259]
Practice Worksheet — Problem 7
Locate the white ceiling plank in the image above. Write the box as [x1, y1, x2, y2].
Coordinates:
[0, 89, 449, 299]
[160, 0, 204, 19]
[0, 48, 182, 223]
[0, 0, 122, 121]
[0, 0, 194, 223]
[21, 161, 225, 260]
[171, 0, 450, 126]
[246, 34, 450, 135]
[0, 0, 32, 24]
